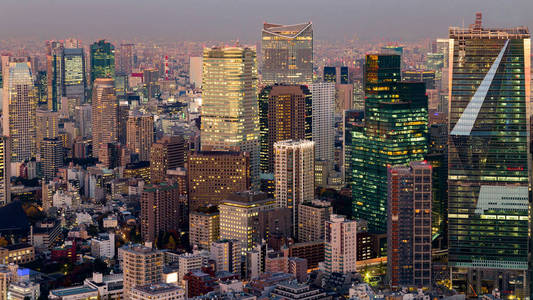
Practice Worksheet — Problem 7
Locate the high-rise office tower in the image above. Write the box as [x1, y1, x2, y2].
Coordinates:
[0, 137, 10, 207]
[323, 66, 349, 84]
[2, 58, 37, 164]
[90, 40, 115, 85]
[118, 102, 130, 144]
[189, 208, 219, 250]
[387, 161, 432, 288]
[259, 84, 311, 174]
[343, 110, 364, 184]
[126, 112, 154, 161]
[62, 48, 86, 103]
[274, 140, 314, 238]
[40, 138, 64, 182]
[324, 214, 357, 274]
[35, 109, 59, 150]
[261, 22, 313, 85]
[188, 151, 251, 210]
[210, 239, 241, 276]
[150, 135, 186, 183]
[448, 15, 530, 296]
[311, 82, 335, 162]
[140, 182, 180, 243]
[189, 56, 202, 88]
[121, 244, 163, 299]
[75, 104, 92, 138]
[201, 46, 260, 186]
[350, 54, 428, 233]
[46, 41, 63, 111]
[143, 68, 159, 101]
[116, 43, 134, 75]
[298, 199, 332, 243]
[92, 78, 118, 166]
[219, 191, 276, 253]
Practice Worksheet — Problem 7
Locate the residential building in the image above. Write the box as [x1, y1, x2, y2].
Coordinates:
[130, 283, 185, 300]
[210, 239, 241, 275]
[121, 244, 163, 298]
[92, 78, 118, 167]
[311, 82, 335, 162]
[387, 161, 432, 288]
[140, 182, 180, 243]
[126, 112, 154, 161]
[189, 208, 219, 250]
[298, 200, 332, 243]
[324, 214, 357, 273]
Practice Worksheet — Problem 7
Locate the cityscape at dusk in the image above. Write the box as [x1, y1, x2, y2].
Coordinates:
[0, 2, 531, 300]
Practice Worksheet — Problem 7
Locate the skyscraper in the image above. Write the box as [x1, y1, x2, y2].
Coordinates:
[140, 182, 180, 243]
[387, 161, 432, 288]
[116, 43, 134, 75]
[201, 46, 260, 186]
[350, 54, 428, 233]
[35, 109, 59, 150]
[274, 140, 314, 238]
[2, 57, 37, 164]
[40, 138, 64, 182]
[126, 112, 154, 161]
[261, 22, 313, 85]
[92, 78, 118, 166]
[90, 40, 115, 85]
[311, 82, 335, 162]
[324, 214, 357, 274]
[259, 84, 311, 174]
[46, 41, 63, 111]
[448, 15, 530, 296]
[62, 48, 86, 103]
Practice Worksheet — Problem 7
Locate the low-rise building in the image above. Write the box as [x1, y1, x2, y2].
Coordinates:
[84, 272, 124, 300]
[7, 280, 40, 300]
[91, 233, 115, 259]
[49, 286, 98, 300]
[130, 283, 185, 300]
[0, 244, 35, 265]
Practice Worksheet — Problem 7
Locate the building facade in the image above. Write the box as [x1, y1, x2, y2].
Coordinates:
[447, 15, 530, 296]
[92, 78, 118, 167]
[274, 140, 314, 238]
[311, 82, 335, 162]
[261, 22, 313, 86]
[387, 161, 432, 288]
[126, 112, 154, 161]
[324, 214, 357, 274]
[140, 182, 180, 243]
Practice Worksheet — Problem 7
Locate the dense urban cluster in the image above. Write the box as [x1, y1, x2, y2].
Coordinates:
[0, 12, 528, 300]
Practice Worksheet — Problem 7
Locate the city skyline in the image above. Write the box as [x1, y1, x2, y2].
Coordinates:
[1, 0, 533, 42]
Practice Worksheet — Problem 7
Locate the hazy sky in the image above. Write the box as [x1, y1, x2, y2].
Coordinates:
[1, 0, 533, 42]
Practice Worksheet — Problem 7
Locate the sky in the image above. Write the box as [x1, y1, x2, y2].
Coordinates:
[1, 0, 533, 42]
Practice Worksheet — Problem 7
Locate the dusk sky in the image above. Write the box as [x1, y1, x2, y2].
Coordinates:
[1, 0, 532, 41]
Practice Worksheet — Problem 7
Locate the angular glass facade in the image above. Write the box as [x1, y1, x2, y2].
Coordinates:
[261, 22, 313, 86]
[448, 23, 530, 295]
[350, 54, 428, 233]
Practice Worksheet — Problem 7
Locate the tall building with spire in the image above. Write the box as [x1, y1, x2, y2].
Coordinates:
[201, 46, 260, 185]
[92, 78, 118, 166]
[447, 14, 530, 297]
[261, 22, 313, 86]
[1, 57, 37, 164]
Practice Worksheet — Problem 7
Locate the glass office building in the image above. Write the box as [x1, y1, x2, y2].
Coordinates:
[448, 16, 530, 297]
[261, 22, 313, 86]
[90, 40, 115, 84]
[349, 54, 428, 233]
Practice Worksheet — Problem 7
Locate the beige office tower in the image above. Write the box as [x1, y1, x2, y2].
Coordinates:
[121, 244, 163, 299]
[92, 78, 118, 166]
[1, 58, 37, 164]
[298, 199, 332, 243]
[150, 135, 186, 183]
[189, 56, 202, 88]
[274, 140, 314, 238]
[324, 214, 357, 274]
[201, 46, 260, 187]
[219, 191, 276, 252]
[127, 112, 154, 161]
[189, 209, 219, 250]
[117, 43, 134, 75]
[0, 137, 10, 207]
[35, 109, 59, 150]
[261, 22, 313, 86]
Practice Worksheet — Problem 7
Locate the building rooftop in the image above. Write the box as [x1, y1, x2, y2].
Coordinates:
[133, 283, 183, 294]
[51, 286, 98, 297]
